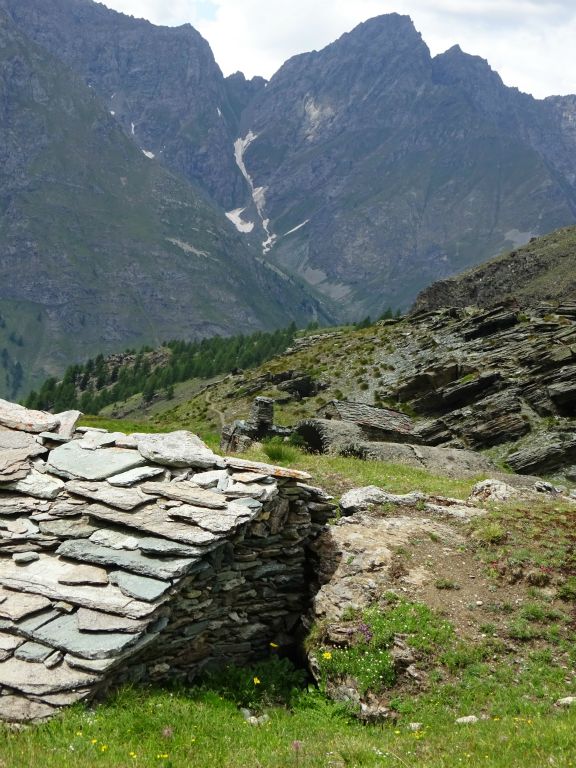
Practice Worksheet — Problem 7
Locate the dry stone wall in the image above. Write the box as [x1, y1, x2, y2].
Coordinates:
[0, 400, 335, 724]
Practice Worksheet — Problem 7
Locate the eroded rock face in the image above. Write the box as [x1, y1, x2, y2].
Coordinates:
[0, 400, 335, 724]
[293, 303, 576, 478]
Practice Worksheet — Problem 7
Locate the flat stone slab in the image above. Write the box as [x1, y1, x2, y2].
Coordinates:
[0, 657, 97, 695]
[85, 503, 221, 547]
[191, 469, 228, 488]
[168, 502, 255, 533]
[0, 428, 43, 452]
[4, 470, 65, 500]
[0, 495, 46, 517]
[109, 571, 171, 602]
[0, 555, 158, 618]
[38, 432, 69, 443]
[0, 399, 60, 434]
[134, 431, 225, 469]
[12, 552, 40, 564]
[225, 456, 311, 480]
[140, 481, 227, 508]
[28, 613, 142, 660]
[90, 529, 140, 550]
[57, 540, 193, 580]
[53, 410, 82, 439]
[0, 448, 34, 477]
[0, 632, 25, 652]
[225, 481, 277, 501]
[0, 695, 55, 723]
[0, 590, 52, 621]
[75, 608, 151, 634]
[89, 529, 201, 557]
[57, 563, 109, 586]
[48, 441, 146, 480]
[65, 480, 154, 510]
[230, 471, 271, 483]
[77, 431, 125, 451]
[15, 641, 54, 662]
[39, 517, 98, 539]
[107, 466, 165, 487]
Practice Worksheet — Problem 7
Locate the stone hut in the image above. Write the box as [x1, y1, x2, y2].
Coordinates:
[296, 400, 416, 454]
[0, 399, 334, 724]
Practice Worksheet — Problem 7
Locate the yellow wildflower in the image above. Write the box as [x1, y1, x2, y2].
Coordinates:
[253, 676, 261, 685]
[322, 651, 332, 660]
[269, 642, 279, 648]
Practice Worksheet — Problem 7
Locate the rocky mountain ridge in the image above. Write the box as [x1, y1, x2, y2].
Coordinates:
[0, 9, 328, 399]
[4, 2, 576, 317]
[412, 226, 576, 313]
[2, 1, 576, 397]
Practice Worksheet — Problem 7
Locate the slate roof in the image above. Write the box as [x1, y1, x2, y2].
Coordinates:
[0, 399, 313, 724]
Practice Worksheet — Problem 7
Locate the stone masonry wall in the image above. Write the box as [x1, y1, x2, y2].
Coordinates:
[0, 399, 335, 724]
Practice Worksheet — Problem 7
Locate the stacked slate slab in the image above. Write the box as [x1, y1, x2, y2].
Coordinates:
[0, 399, 335, 724]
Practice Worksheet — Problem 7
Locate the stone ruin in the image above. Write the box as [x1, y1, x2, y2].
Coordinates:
[220, 396, 292, 453]
[0, 399, 335, 724]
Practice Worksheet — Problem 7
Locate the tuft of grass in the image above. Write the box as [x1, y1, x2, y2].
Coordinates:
[434, 578, 460, 590]
[261, 438, 302, 465]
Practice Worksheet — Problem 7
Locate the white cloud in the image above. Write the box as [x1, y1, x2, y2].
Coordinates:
[100, 1, 576, 98]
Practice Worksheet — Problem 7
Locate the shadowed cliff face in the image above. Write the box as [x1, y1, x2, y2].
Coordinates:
[232, 16, 576, 318]
[0, 0, 249, 208]
[0, 12, 329, 399]
[3, 3, 576, 322]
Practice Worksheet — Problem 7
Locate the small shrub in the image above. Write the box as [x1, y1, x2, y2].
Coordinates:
[507, 619, 544, 641]
[435, 578, 460, 590]
[473, 522, 508, 545]
[519, 603, 566, 624]
[557, 577, 576, 602]
[440, 641, 492, 672]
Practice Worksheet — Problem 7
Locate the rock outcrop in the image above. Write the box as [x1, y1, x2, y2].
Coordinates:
[0, 399, 335, 723]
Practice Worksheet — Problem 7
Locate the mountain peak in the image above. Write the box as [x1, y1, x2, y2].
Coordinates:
[433, 45, 504, 89]
[339, 13, 425, 50]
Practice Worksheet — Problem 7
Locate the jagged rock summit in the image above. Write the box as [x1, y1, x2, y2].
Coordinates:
[0, 399, 334, 724]
[2, 0, 576, 400]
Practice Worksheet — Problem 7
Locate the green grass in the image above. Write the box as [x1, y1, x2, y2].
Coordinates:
[243, 445, 479, 499]
[2, 679, 575, 768]
[78, 416, 164, 434]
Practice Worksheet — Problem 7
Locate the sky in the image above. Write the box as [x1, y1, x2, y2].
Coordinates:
[99, 0, 576, 99]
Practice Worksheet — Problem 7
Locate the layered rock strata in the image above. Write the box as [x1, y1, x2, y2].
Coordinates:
[0, 400, 334, 723]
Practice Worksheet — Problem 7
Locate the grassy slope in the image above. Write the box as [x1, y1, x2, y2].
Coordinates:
[109, 323, 391, 435]
[1, 440, 575, 767]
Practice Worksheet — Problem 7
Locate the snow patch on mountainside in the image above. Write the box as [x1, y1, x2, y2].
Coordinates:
[226, 208, 255, 233]
[284, 220, 310, 237]
[233, 131, 276, 255]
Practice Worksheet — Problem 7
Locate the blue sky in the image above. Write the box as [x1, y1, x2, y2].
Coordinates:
[100, 0, 576, 99]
